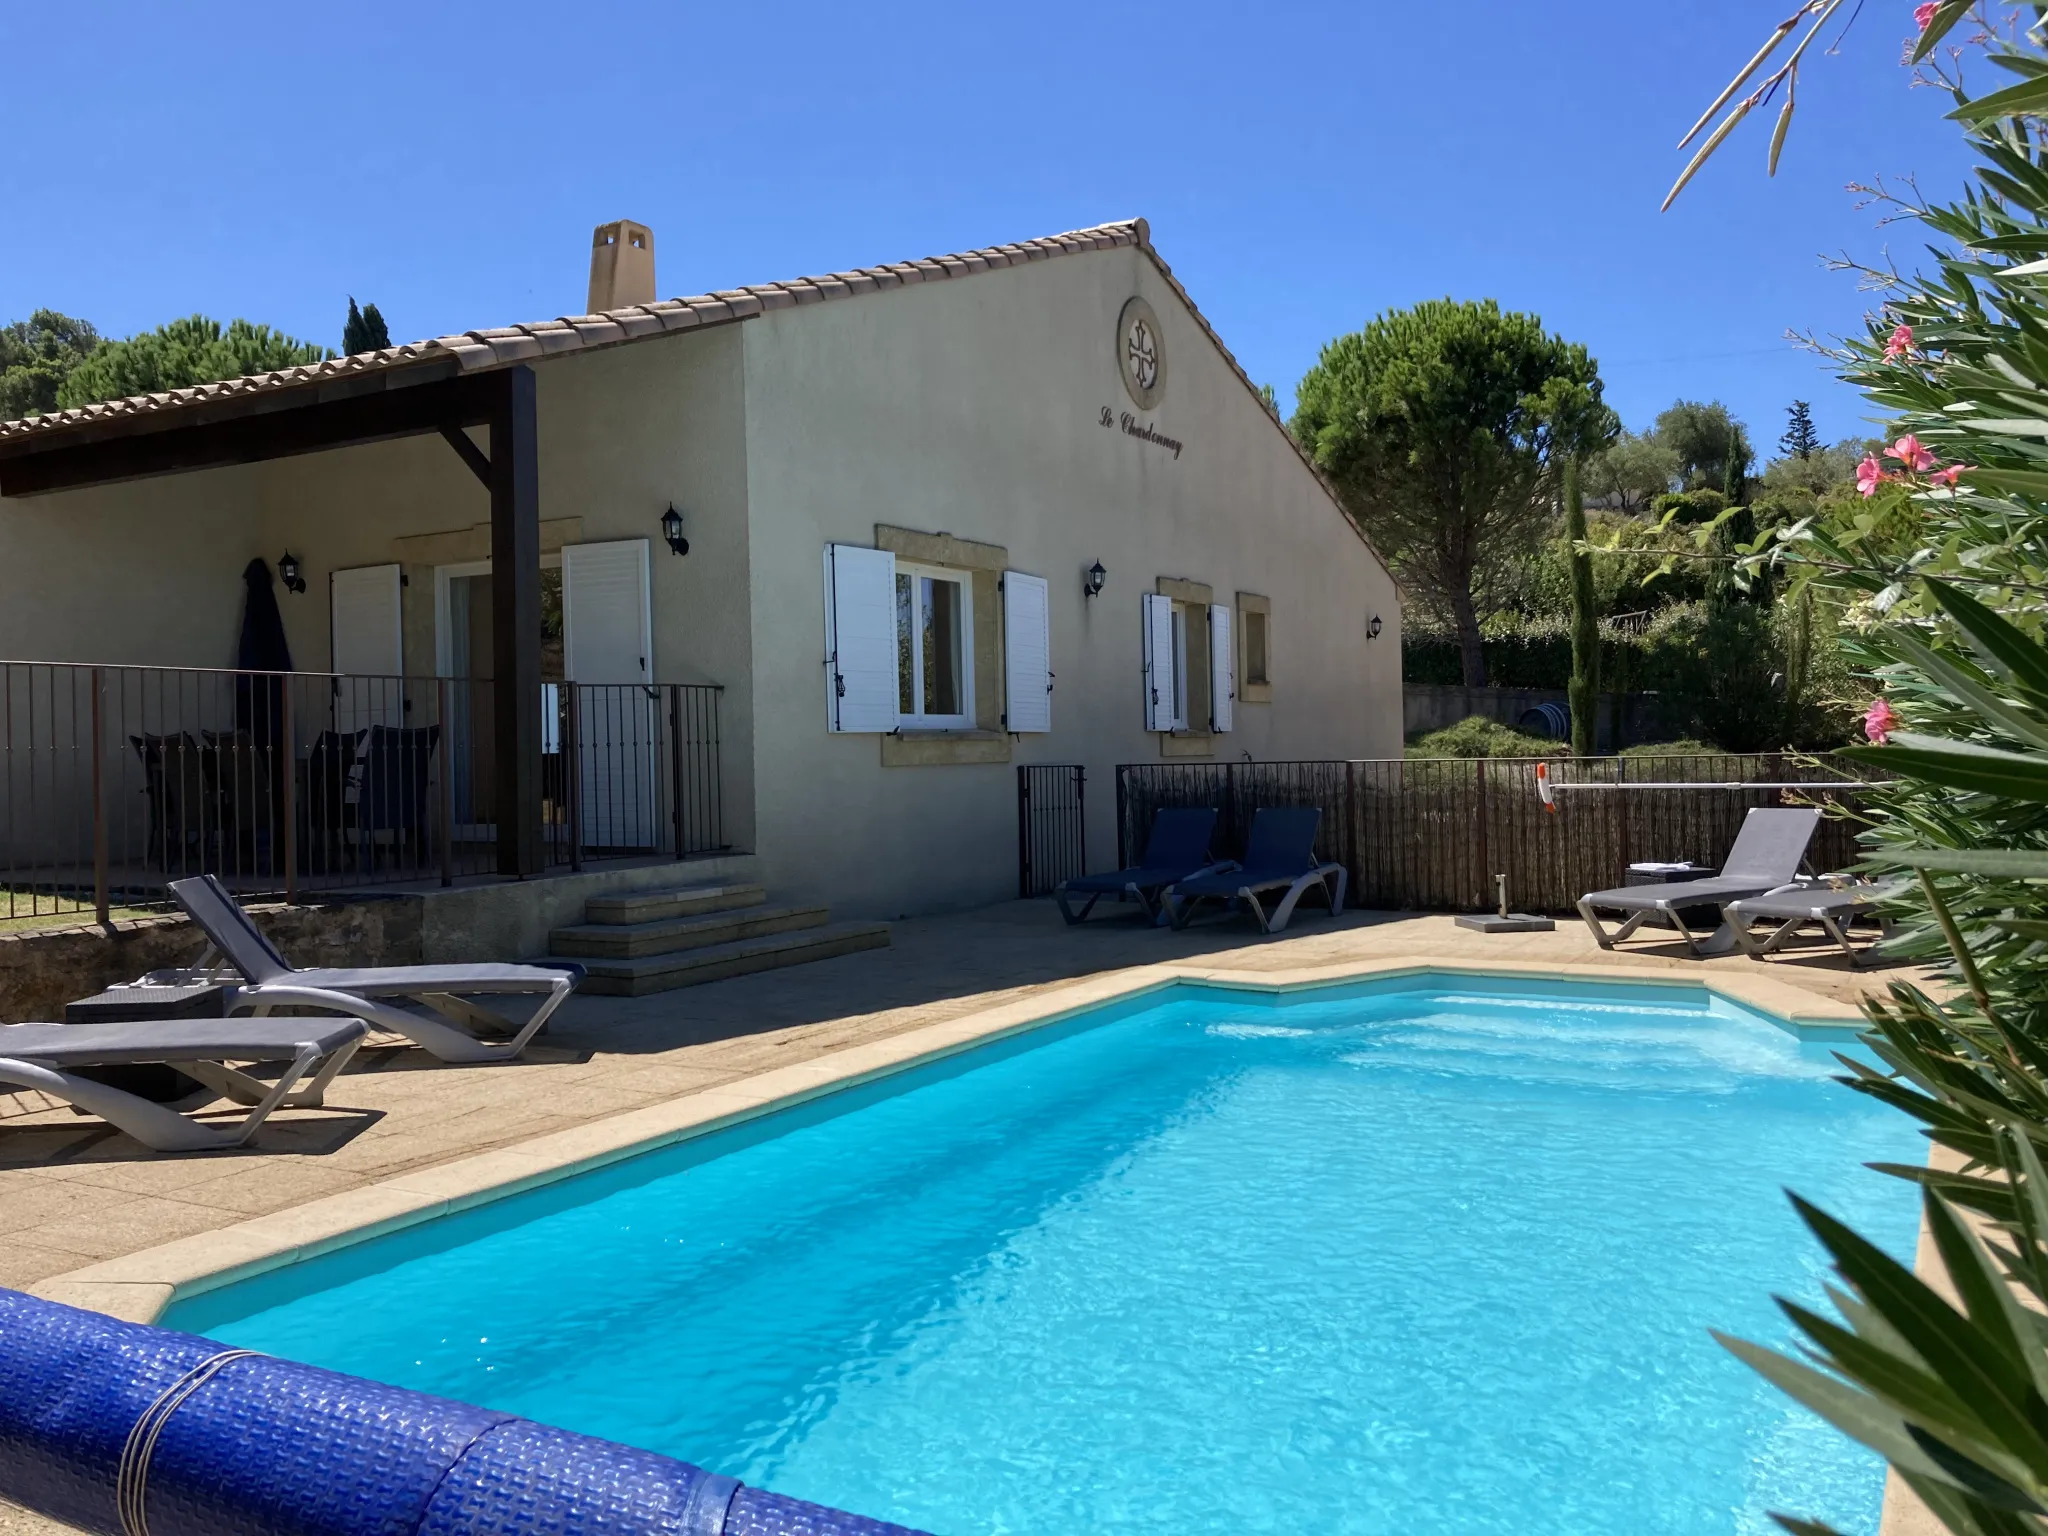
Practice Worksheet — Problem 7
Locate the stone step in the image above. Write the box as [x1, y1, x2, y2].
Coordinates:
[550, 903, 829, 959]
[583, 881, 767, 926]
[558, 921, 893, 996]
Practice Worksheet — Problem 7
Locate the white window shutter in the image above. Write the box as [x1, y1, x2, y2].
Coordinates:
[562, 539, 652, 682]
[1003, 571, 1051, 733]
[824, 544, 899, 733]
[1142, 592, 1176, 732]
[1209, 602, 1234, 732]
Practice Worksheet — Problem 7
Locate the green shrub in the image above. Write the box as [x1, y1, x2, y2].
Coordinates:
[1404, 716, 1558, 759]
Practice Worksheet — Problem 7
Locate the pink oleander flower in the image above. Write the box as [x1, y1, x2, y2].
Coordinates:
[1884, 322, 1915, 359]
[1865, 697, 1898, 744]
[1915, 1, 1938, 30]
[1890, 433, 1937, 473]
[1931, 463, 1967, 487]
[1856, 453, 1890, 498]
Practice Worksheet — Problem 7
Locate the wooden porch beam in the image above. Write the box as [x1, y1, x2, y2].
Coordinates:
[0, 366, 491, 498]
[439, 424, 492, 488]
[488, 366, 545, 879]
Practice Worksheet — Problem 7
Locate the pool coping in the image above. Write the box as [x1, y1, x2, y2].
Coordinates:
[26, 957, 1869, 1328]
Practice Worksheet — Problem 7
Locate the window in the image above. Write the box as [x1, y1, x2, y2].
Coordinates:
[895, 563, 973, 728]
[1244, 610, 1269, 686]
[1236, 592, 1273, 704]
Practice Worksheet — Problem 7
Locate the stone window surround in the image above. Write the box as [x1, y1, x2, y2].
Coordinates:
[1156, 575, 1215, 760]
[875, 524, 1012, 767]
[1237, 590, 1272, 704]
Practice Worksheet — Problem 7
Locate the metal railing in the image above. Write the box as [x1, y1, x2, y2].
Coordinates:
[1113, 754, 1871, 915]
[1016, 764, 1086, 897]
[0, 662, 727, 922]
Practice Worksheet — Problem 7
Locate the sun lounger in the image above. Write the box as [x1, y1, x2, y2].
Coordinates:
[1056, 806, 1223, 925]
[0, 1015, 366, 1152]
[1577, 807, 1821, 957]
[1164, 806, 1348, 933]
[169, 875, 582, 1064]
[1727, 878, 1901, 967]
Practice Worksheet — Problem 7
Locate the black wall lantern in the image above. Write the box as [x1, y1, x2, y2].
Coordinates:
[660, 503, 688, 557]
[1367, 613, 1383, 641]
[277, 552, 306, 594]
[1083, 560, 1107, 600]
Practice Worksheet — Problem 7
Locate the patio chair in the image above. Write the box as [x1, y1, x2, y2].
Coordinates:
[169, 874, 581, 1064]
[130, 732, 208, 874]
[0, 1015, 366, 1152]
[1576, 806, 1822, 957]
[303, 728, 362, 874]
[355, 723, 440, 872]
[1055, 806, 1223, 925]
[1727, 878, 1903, 968]
[1163, 806, 1348, 934]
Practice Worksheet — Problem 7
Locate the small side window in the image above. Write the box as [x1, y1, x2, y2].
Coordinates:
[1236, 593, 1273, 703]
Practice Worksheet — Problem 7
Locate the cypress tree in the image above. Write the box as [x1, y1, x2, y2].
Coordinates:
[1564, 458, 1598, 756]
[342, 298, 392, 356]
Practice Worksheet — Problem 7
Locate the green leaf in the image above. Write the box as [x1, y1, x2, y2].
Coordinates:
[1950, 74, 2048, 122]
[1926, 580, 2048, 702]
[1842, 735, 2048, 803]
[1885, 629, 2048, 751]
[1914, 0, 1975, 64]
[1870, 847, 2048, 879]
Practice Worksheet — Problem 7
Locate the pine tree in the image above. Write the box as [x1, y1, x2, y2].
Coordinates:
[342, 297, 392, 356]
[1779, 399, 1820, 460]
[1564, 459, 1599, 756]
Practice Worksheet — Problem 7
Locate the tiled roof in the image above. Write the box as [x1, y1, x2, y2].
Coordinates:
[0, 220, 1151, 443]
[0, 215, 1375, 567]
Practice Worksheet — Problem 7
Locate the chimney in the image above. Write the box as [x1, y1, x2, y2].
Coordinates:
[587, 220, 655, 312]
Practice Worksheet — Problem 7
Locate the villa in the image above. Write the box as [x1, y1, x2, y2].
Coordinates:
[0, 217, 1400, 930]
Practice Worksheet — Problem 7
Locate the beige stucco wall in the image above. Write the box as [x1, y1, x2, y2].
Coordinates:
[739, 241, 1402, 918]
[0, 323, 758, 857]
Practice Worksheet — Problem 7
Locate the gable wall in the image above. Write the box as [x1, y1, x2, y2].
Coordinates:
[740, 242, 1401, 917]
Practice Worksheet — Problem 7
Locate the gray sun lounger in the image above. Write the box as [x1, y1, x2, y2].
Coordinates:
[170, 875, 582, 1064]
[1056, 807, 1224, 925]
[0, 1015, 366, 1153]
[1727, 879, 1902, 967]
[1164, 806, 1348, 934]
[1577, 806, 1821, 957]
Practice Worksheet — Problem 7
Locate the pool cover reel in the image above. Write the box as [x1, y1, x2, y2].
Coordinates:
[0, 1288, 928, 1536]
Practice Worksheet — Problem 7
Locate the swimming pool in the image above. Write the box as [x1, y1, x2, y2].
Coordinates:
[167, 973, 1919, 1535]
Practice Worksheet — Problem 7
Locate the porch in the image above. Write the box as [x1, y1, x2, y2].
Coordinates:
[0, 659, 727, 925]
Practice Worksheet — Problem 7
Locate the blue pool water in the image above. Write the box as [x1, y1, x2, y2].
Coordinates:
[168, 975, 1921, 1535]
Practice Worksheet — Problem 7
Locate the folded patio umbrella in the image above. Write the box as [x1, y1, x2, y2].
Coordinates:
[0, 1287, 928, 1536]
[234, 556, 292, 746]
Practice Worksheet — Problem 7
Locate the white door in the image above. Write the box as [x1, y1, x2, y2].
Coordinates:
[562, 539, 655, 848]
[330, 564, 404, 734]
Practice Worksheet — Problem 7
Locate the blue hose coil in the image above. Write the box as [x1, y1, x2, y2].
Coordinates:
[0, 1288, 927, 1536]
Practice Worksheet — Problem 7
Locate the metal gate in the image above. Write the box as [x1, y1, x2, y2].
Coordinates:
[1016, 764, 1086, 897]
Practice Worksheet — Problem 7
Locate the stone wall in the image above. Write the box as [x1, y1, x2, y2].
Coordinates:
[0, 898, 422, 1024]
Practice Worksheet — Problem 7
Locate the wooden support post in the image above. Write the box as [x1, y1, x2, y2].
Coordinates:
[489, 366, 544, 878]
[90, 667, 108, 924]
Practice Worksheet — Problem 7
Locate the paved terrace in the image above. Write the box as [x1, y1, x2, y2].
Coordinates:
[0, 899, 1930, 1536]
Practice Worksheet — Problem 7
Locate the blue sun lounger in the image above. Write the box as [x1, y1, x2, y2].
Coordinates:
[1163, 806, 1347, 934]
[1056, 806, 1222, 925]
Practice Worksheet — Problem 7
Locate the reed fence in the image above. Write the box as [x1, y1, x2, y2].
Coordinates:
[1113, 755, 1872, 914]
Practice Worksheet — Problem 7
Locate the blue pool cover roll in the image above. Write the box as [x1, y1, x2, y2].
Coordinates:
[0, 1288, 928, 1536]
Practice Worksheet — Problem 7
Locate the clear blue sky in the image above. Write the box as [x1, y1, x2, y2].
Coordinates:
[0, 1, 1973, 452]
